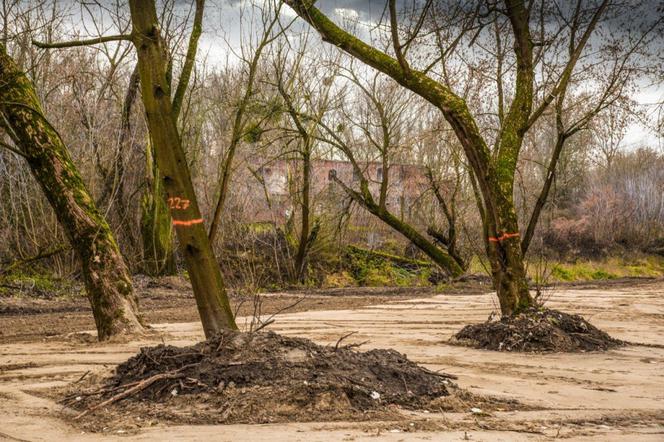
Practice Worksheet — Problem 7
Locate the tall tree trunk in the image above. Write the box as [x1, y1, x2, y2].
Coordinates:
[138, 0, 202, 275]
[128, 0, 236, 336]
[0, 44, 144, 340]
[140, 141, 176, 275]
[294, 150, 311, 282]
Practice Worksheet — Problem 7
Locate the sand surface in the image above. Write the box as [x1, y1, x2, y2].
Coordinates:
[1, 281, 663, 441]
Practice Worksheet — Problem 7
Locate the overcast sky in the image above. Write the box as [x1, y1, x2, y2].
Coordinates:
[62, 0, 663, 149]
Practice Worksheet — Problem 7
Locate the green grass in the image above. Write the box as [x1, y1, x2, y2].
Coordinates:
[0, 269, 77, 298]
[342, 245, 432, 287]
[459, 253, 663, 284]
[545, 255, 664, 282]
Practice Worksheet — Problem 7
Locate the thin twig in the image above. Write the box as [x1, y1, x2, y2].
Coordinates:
[252, 318, 275, 333]
[73, 370, 90, 384]
[73, 363, 197, 420]
[334, 331, 357, 350]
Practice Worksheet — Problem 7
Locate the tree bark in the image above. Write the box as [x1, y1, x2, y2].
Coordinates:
[128, 0, 236, 336]
[485, 204, 532, 316]
[0, 44, 144, 340]
[294, 148, 311, 282]
[141, 140, 176, 276]
[138, 0, 205, 275]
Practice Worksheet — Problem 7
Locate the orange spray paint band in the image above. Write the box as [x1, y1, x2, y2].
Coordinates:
[172, 218, 204, 227]
[488, 232, 520, 242]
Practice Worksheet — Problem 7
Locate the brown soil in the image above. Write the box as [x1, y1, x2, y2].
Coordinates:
[0, 276, 437, 343]
[63, 330, 465, 427]
[2, 274, 652, 344]
[453, 307, 622, 352]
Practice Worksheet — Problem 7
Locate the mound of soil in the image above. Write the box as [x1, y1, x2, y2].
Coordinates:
[453, 308, 622, 352]
[64, 330, 459, 425]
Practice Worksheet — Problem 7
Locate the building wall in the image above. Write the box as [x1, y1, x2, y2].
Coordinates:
[228, 159, 432, 249]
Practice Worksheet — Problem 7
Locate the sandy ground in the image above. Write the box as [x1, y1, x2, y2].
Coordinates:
[0, 280, 663, 441]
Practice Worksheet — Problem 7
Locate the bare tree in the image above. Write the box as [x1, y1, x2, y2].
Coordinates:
[33, 0, 238, 335]
[270, 36, 336, 282]
[0, 43, 144, 340]
[207, 0, 288, 245]
[284, 0, 661, 315]
[303, 64, 465, 276]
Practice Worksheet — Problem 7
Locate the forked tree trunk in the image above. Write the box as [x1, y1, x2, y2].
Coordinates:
[128, 0, 237, 336]
[0, 44, 144, 340]
[483, 189, 533, 316]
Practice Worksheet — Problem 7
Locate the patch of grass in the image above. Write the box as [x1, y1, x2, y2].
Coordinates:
[466, 255, 490, 275]
[322, 271, 355, 288]
[545, 255, 664, 282]
[590, 269, 616, 280]
[551, 265, 575, 281]
[0, 269, 76, 298]
[343, 245, 432, 287]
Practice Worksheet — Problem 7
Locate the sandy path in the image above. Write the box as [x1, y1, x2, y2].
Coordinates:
[1, 282, 663, 441]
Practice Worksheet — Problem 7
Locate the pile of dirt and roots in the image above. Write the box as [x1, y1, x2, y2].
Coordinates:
[62, 330, 480, 426]
[453, 308, 622, 352]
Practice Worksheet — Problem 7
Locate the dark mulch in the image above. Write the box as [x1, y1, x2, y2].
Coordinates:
[63, 330, 460, 425]
[453, 307, 622, 352]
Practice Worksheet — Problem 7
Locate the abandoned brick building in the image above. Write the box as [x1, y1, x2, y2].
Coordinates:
[222, 159, 431, 246]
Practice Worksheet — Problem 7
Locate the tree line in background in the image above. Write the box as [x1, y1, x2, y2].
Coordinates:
[0, 0, 663, 338]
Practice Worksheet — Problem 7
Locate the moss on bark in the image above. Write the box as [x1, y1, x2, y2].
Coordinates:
[140, 141, 176, 276]
[128, 0, 237, 335]
[0, 43, 144, 340]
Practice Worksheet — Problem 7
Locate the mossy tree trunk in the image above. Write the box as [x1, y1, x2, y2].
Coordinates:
[140, 140, 176, 276]
[135, 0, 205, 278]
[333, 175, 465, 278]
[0, 43, 144, 340]
[128, 0, 237, 335]
[284, 0, 606, 315]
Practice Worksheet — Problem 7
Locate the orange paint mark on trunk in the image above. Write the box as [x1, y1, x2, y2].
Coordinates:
[488, 232, 520, 242]
[172, 218, 203, 227]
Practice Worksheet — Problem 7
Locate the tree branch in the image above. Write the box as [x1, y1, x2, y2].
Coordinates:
[0, 140, 27, 158]
[523, 0, 609, 131]
[284, 0, 494, 221]
[389, 0, 410, 73]
[172, 0, 204, 118]
[32, 34, 133, 49]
